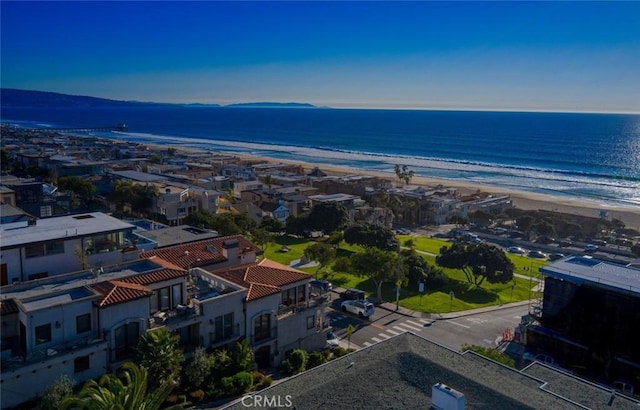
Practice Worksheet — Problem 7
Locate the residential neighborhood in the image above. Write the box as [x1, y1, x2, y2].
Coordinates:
[1, 126, 639, 409]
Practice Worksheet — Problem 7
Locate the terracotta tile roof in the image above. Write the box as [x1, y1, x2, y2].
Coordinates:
[0, 298, 18, 315]
[140, 235, 262, 270]
[119, 268, 187, 286]
[213, 259, 311, 301]
[92, 280, 153, 307]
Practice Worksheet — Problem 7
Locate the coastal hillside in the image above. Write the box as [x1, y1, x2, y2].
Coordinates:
[0, 88, 317, 109]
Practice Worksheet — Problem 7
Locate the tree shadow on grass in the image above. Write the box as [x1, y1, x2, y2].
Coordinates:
[443, 280, 499, 304]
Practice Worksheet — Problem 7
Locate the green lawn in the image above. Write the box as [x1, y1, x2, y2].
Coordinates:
[263, 234, 546, 314]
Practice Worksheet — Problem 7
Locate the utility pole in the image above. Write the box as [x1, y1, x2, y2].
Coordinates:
[395, 243, 401, 311]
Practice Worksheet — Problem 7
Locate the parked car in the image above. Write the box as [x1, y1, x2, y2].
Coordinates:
[558, 240, 573, 248]
[507, 246, 526, 255]
[528, 250, 547, 259]
[340, 288, 366, 301]
[309, 279, 333, 294]
[326, 331, 340, 348]
[549, 253, 565, 261]
[584, 244, 599, 253]
[341, 299, 375, 318]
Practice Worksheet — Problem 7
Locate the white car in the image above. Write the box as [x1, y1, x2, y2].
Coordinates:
[326, 331, 340, 348]
[341, 300, 376, 319]
[507, 246, 526, 255]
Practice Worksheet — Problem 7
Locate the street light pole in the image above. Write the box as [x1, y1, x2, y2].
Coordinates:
[395, 243, 401, 311]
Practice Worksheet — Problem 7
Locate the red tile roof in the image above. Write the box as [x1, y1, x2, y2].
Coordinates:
[92, 280, 153, 307]
[140, 235, 262, 270]
[213, 259, 311, 301]
[0, 298, 18, 315]
[119, 268, 187, 286]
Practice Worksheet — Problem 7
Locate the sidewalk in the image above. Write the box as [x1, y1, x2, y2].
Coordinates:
[331, 286, 531, 321]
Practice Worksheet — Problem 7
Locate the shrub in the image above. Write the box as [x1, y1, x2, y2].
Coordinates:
[189, 389, 205, 403]
[307, 351, 327, 369]
[252, 371, 265, 387]
[331, 347, 349, 358]
[233, 371, 254, 394]
[281, 349, 308, 375]
[41, 374, 75, 410]
[185, 347, 215, 389]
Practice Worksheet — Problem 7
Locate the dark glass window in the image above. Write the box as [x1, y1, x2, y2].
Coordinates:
[74, 355, 90, 373]
[76, 313, 91, 334]
[35, 324, 52, 345]
[254, 314, 271, 342]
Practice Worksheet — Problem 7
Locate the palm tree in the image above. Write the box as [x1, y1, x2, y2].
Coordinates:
[136, 328, 184, 390]
[60, 362, 185, 410]
[231, 338, 255, 373]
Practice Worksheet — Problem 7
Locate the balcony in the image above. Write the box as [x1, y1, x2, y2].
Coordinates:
[209, 323, 241, 348]
[149, 303, 202, 329]
[250, 326, 278, 346]
[1, 332, 105, 373]
[277, 294, 330, 318]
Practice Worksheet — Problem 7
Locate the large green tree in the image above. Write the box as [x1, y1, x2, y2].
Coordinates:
[436, 243, 514, 286]
[350, 247, 400, 301]
[303, 242, 336, 279]
[60, 362, 184, 410]
[136, 328, 184, 390]
[306, 202, 350, 234]
[343, 223, 398, 251]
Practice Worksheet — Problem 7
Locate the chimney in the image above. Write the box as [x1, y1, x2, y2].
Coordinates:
[432, 383, 465, 410]
[222, 239, 239, 260]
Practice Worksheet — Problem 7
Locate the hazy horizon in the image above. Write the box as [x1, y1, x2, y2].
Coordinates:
[2, 2, 639, 114]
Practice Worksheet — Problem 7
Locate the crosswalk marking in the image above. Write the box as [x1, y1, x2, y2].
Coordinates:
[363, 341, 372, 347]
[371, 337, 382, 342]
[397, 322, 423, 332]
[386, 328, 400, 335]
[406, 320, 424, 328]
[419, 319, 431, 323]
[392, 326, 409, 334]
[378, 333, 391, 339]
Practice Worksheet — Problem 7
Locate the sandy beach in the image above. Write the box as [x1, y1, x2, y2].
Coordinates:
[146, 143, 640, 229]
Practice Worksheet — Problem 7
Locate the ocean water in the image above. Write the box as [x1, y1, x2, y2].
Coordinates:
[2, 106, 640, 209]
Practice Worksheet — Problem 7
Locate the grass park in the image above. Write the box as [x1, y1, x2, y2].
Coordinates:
[262, 234, 548, 314]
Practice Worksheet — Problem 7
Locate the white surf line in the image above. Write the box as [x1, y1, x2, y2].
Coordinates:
[397, 322, 423, 332]
[378, 333, 392, 339]
[371, 337, 382, 343]
[449, 321, 471, 329]
[386, 328, 400, 336]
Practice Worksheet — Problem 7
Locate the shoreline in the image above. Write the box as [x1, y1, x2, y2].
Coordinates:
[140, 142, 640, 229]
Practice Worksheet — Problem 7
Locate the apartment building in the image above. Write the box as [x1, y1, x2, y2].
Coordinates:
[0, 212, 136, 285]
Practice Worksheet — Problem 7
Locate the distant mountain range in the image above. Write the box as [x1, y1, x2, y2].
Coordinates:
[0, 88, 319, 109]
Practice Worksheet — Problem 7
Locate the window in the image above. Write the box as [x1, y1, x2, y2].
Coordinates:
[159, 287, 170, 311]
[149, 291, 158, 312]
[76, 313, 91, 334]
[46, 240, 64, 255]
[114, 322, 140, 360]
[74, 355, 90, 373]
[281, 288, 295, 306]
[40, 205, 52, 217]
[35, 324, 52, 345]
[254, 314, 271, 342]
[307, 315, 315, 330]
[172, 284, 182, 308]
[25, 244, 45, 258]
[297, 284, 307, 302]
[212, 313, 235, 343]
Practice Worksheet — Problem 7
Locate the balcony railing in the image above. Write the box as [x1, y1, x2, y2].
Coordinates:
[1, 332, 105, 373]
[277, 294, 330, 318]
[250, 326, 278, 345]
[149, 303, 202, 328]
[209, 323, 241, 347]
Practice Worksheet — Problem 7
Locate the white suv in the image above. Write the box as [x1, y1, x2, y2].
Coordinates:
[341, 300, 375, 319]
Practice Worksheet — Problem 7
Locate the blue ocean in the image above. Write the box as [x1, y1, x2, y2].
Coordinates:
[2, 107, 640, 209]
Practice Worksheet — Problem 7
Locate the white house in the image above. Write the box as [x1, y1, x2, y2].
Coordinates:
[0, 212, 136, 285]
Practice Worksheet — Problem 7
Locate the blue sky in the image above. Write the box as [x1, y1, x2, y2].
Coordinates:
[2, 1, 639, 113]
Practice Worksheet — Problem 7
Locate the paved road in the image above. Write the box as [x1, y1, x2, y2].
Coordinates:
[325, 298, 529, 351]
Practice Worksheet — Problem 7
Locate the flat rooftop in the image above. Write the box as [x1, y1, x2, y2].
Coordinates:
[540, 256, 640, 296]
[135, 225, 219, 248]
[0, 212, 135, 249]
